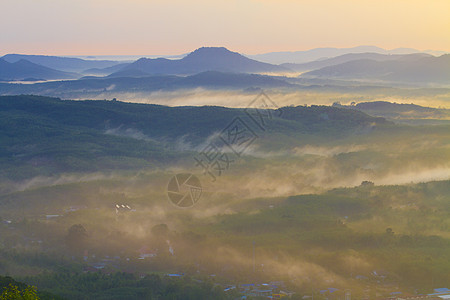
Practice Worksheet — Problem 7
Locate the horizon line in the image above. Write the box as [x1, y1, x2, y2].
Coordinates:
[1, 45, 449, 58]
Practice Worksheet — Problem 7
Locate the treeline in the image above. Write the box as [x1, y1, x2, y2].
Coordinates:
[0, 249, 74, 270]
[0, 95, 389, 181]
[1, 275, 60, 300]
[23, 272, 231, 300]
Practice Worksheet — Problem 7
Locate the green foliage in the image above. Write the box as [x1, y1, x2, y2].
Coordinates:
[65, 224, 88, 255]
[0, 95, 388, 181]
[0, 284, 39, 300]
[0, 276, 59, 300]
[24, 272, 228, 300]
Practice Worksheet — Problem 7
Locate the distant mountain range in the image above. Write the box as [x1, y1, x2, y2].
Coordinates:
[332, 101, 450, 125]
[112, 47, 289, 76]
[282, 53, 432, 72]
[1, 47, 289, 79]
[82, 63, 131, 76]
[0, 47, 448, 91]
[0, 71, 293, 98]
[302, 54, 450, 85]
[1, 54, 122, 73]
[0, 58, 78, 81]
[247, 45, 448, 64]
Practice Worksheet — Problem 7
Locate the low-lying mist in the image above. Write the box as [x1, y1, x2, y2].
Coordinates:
[77, 88, 450, 110]
[1, 93, 449, 296]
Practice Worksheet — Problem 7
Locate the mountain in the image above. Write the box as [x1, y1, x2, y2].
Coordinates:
[1, 54, 123, 73]
[177, 71, 292, 87]
[0, 71, 293, 98]
[0, 95, 388, 181]
[281, 53, 432, 72]
[82, 62, 132, 76]
[0, 58, 79, 81]
[247, 46, 445, 64]
[302, 54, 450, 85]
[113, 47, 290, 76]
[105, 68, 152, 78]
[334, 101, 450, 123]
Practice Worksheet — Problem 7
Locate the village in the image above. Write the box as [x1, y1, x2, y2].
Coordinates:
[2, 202, 449, 300]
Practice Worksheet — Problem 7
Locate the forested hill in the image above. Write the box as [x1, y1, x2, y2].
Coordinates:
[0, 95, 387, 181]
[0, 95, 386, 137]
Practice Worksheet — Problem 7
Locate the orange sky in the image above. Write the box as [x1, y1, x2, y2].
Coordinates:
[1, 0, 449, 55]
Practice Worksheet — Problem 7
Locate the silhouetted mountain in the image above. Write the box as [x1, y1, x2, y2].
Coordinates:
[0, 58, 79, 81]
[105, 68, 149, 78]
[302, 54, 450, 85]
[282, 53, 432, 72]
[0, 71, 293, 98]
[353, 101, 441, 112]
[248, 46, 444, 64]
[114, 47, 290, 76]
[0, 95, 388, 180]
[178, 71, 292, 87]
[83, 63, 132, 76]
[1, 54, 122, 73]
[334, 101, 450, 123]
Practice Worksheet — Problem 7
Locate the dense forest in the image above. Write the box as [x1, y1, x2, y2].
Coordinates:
[1, 273, 230, 299]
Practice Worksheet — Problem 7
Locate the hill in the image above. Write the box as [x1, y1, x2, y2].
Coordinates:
[302, 54, 450, 85]
[0, 95, 387, 182]
[248, 45, 445, 64]
[333, 101, 450, 124]
[0, 58, 78, 81]
[82, 62, 131, 76]
[0, 71, 294, 98]
[114, 47, 290, 76]
[281, 53, 431, 72]
[1, 54, 122, 73]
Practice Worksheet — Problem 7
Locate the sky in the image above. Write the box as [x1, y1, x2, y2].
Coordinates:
[1, 0, 449, 56]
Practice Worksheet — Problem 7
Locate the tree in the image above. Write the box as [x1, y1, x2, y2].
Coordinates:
[0, 284, 39, 300]
[65, 224, 88, 254]
[151, 224, 169, 238]
[385, 228, 394, 235]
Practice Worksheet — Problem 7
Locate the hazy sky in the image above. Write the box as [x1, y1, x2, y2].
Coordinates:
[1, 0, 449, 55]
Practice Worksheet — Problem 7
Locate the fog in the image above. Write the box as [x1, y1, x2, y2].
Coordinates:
[1, 93, 449, 297]
[77, 88, 450, 110]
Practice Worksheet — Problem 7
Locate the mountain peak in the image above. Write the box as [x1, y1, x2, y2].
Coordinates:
[184, 47, 241, 60]
[15, 59, 36, 66]
[191, 46, 234, 53]
[0, 58, 78, 81]
[117, 46, 287, 75]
